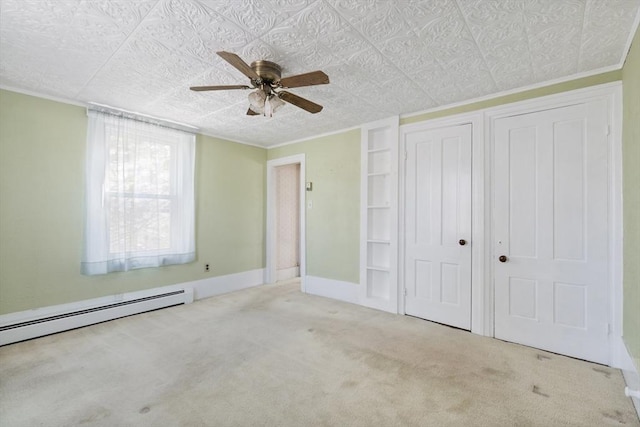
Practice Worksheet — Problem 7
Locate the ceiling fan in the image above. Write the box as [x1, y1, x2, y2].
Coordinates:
[190, 51, 330, 117]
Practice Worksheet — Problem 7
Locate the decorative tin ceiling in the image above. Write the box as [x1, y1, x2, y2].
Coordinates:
[1, 0, 638, 147]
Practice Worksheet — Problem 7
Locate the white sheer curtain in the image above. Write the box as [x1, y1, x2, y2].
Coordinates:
[82, 110, 195, 275]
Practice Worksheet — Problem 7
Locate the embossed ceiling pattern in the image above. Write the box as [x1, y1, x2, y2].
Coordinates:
[1, 0, 638, 146]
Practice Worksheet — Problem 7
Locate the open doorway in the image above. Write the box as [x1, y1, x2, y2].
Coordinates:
[266, 154, 306, 290]
[275, 163, 300, 281]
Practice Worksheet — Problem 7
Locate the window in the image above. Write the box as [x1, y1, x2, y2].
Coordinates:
[82, 110, 195, 275]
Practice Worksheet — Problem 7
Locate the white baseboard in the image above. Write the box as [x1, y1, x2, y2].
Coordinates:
[0, 268, 265, 346]
[304, 275, 359, 305]
[620, 340, 640, 419]
[276, 266, 299, 282]
[188, 268, 265, 300]
[614, 335, 637, 370]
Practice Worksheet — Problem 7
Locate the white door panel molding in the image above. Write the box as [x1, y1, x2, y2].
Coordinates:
[403, 124, 472, 330]
[489, 83, 622, 365]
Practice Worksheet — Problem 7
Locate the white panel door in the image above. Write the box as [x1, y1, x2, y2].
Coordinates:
[404, 124, 472, 330]
[493, 100, 610, 364]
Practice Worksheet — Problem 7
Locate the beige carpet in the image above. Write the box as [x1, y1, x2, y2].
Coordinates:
[1, 280, 638, 426]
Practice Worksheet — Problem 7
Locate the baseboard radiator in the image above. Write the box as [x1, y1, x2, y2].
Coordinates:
[0, 289, 191, 346]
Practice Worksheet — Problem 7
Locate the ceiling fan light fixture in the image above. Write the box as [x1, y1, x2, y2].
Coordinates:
[268, 94, 285, 114]
[248, 90, 286, 117]
[248, 89, 266, 114]
[263, 94, 285, 118]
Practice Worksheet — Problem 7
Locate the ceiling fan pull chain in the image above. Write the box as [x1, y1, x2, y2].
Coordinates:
[264, 95, 273, 118]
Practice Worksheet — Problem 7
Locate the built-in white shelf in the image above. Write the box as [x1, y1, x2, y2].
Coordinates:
[360, 116, 399, 313]
[366, 265, 390, 272]
[367, 147, 391, 154]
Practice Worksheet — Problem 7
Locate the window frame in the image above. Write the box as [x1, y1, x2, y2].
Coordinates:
[81, 110, 196, 275]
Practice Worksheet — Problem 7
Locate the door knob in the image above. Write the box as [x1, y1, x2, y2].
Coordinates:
[459, 239, 466, 246]
[499, 255, 508, 263]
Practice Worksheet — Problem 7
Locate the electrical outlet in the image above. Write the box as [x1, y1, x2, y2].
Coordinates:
[204, 263, 210, 272]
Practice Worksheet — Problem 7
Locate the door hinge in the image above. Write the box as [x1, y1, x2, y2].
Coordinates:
[606, 125, 611, 136]
[404, 288, 407, 296]
[607, 323, 612, 335]
[404, 151, 407, 161]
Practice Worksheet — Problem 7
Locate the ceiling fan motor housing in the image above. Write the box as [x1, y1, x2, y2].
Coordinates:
[250, 60, 282, 85]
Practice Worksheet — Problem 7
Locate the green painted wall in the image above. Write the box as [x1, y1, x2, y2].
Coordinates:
[0, 89, 266, 314]
[268, 130, 361, 284]
[401, 70, 621, 125]
[622, 28, 640, 369]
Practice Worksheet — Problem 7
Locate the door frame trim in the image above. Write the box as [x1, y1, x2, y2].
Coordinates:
[399, 112, 487, 335]
[265, 154, 306, 291]
[484, 81, 623, 366]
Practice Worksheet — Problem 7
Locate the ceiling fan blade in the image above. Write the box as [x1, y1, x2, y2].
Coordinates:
[279, 71, 329, 88]
[217, 51, 260, 81]
[190, 85, 251, 91]
[247, 108, 259, 116]
[278, 91, 323, 114]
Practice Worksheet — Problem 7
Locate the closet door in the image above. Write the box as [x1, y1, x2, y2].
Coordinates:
[493, 100, 610, 364]
[404, 124, 472, 330]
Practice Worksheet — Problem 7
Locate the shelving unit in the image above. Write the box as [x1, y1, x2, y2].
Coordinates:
[360, 117, 399, 313]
